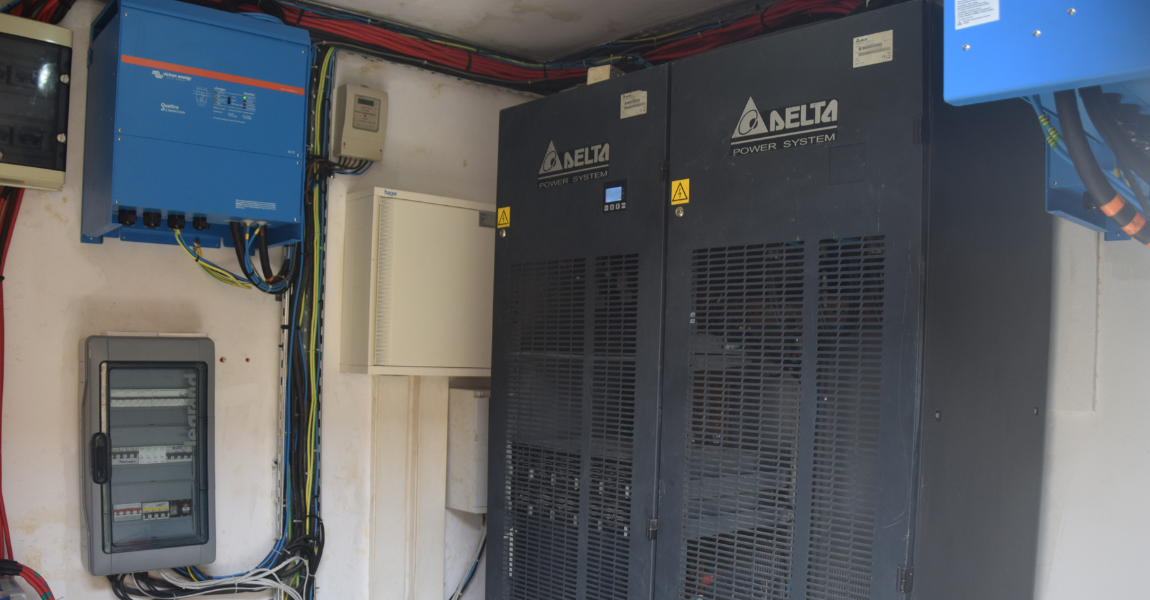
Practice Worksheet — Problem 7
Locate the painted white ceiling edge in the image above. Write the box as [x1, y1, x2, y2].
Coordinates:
[309, 0, 751, 60]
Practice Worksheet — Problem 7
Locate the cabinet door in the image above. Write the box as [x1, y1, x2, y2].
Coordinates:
[657, 4, 928, 600]
[489, 66, 669, 600]
[100, 362, 210, 553]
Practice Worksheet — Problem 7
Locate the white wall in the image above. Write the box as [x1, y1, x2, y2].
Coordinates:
[2, 2, 529, 598]
[1035, 221, 1150, 599]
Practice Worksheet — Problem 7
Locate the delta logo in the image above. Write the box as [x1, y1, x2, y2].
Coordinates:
[536, 140, 610, 189]
[730, 97, 839, 156]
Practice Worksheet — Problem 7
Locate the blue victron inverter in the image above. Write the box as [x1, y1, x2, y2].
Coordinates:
[82, 0, 310, 247]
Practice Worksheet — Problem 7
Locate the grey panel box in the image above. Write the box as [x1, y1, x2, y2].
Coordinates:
[81, 335, 216, 576]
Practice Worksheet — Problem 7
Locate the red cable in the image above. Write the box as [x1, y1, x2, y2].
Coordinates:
[18, 565, 53, 600]
[0, 189, 18, 563]
[39, 2, 57, 23]
[1, 191, 22, 270]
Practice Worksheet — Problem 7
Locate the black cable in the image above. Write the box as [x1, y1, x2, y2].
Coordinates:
[1055, 90, 1119, 204]
[229, 222, 299, 293]
[848, 0, 906, 15]
[257, 226, 275, 281]
[1057, 89, 1150, 246]
[0, 189, 21, 265]
[1079, 86, 1150, 190]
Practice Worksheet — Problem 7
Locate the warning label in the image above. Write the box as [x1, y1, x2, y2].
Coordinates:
[955, 0, 999, 29]
[671, 179, 690, 205]
[497, 207, 510, 228]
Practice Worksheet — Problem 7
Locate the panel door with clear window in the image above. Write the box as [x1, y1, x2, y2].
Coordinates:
[103, 364, 208, 553]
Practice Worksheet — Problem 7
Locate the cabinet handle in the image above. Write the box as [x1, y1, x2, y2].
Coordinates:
[91, 432, 110, 484]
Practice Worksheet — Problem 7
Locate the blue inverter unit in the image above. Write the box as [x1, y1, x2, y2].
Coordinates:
[942, 1, 1150, 239]
[82, 0, 310, 247]
[943, 0, 1150, 106]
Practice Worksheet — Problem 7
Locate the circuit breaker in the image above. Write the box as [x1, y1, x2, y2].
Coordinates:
[81, 335, 215, 576]
[0, 13, 71, 191]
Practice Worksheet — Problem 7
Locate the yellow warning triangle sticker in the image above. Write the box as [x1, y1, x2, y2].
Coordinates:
[497, 206, 510, 228]
[671, 179, 690, 205]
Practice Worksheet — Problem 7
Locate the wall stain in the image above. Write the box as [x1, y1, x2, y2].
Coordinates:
[509, 0, 582, 22]
[429, 82, 445, 98]
[463, 159, 467, 167]
[359, 60, 387, 76]
[44, 203, 68, 224]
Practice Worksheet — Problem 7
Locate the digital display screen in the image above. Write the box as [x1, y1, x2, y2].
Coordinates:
[357, 97, 375, 107]
[605, 186, 623, 203]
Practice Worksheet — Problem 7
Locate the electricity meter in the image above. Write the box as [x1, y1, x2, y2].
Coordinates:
[80, 335, 215, 576]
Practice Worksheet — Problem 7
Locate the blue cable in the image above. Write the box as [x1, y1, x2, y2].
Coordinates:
[241, 225, 293, 294]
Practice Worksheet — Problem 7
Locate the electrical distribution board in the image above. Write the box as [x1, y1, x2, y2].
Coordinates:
[0, 13, 71, 191]
[489, 3, 1052, 600]
[81, 0, 310, 247]
[81, 335, 215, 576]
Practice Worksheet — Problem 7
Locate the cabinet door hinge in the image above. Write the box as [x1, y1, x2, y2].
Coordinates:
[659, 160, 669, 181]
[896, 566, 914, 594]
[646, 518, 659, 540]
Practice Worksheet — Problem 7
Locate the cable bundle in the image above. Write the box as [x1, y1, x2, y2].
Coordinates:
[594, 0, 864, 63]
[110, 47, 345, 600]
[1054, 90, 1150, 248]
[0, 0, 74, 24]
[0, 560, 55, 600]
[0, 187, 22, 568]
[184, 0, 877, 91]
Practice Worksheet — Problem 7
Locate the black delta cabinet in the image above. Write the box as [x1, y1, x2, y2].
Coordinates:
[489, 3, 1052, 600]
[488, 65, 670, 600]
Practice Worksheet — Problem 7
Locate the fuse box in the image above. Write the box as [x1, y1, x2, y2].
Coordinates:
[81, 0, 310, 247]
[0, 13, 71, 191]
[81, 335, 215, 576]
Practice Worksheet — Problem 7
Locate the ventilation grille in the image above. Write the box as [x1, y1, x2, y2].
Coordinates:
[503, 259, 586, 600]
[587, 255, 639, 600]
[373, 199, 395, 365]
[806, 236, 886, 600]
[678, 243, 805, 600]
